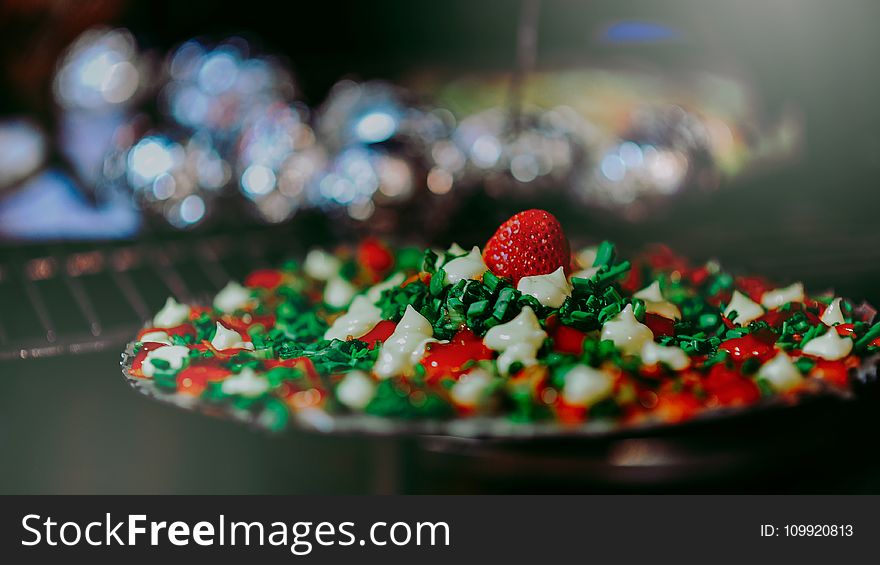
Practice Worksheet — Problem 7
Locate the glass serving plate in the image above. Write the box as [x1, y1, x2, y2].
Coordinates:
[120, 341, 878, 441]
[120, 341, 880, 488]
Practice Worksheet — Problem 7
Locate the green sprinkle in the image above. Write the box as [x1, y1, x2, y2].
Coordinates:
[265, 366, 302, 387]
[703, 350, 730, 368]
[589, 398, 621, 420]
[593, 241, 616, 267]
[396, 247, 423, 271]
[799, 324, 825, 348]
[153, 374, 178, 391]
[855, 322, 880, 351]
[421, 249, 439, 274]
[430, 269, 448, 296]
[376, 281, 431, 322]
[194, 313, 216, 342]
[592, 260, 631, 288]
[599, 302, 622, 323]
[570, 310, 596, 323]
[570, 277, 591, 291]
[741, 357, 760, 375]
[364, 379, 454, 419]
[467, 300, 489, 318]
[795, 357, 815, 374]
[483, 270, 502, 292]
[412, 363, 427, 383]
[170, 333, 194, 346]
[493, 287, 517, 320]
[632, 298, 646, 321]
[339, 260, 358, 281]
[756, 378, 774, 397]
[149, 358, 171, 370]
[698, 313, 719, 330]
[258, 398, 290, 432]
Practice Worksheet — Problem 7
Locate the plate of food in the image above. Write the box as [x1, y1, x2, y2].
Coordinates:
[120, 209, 880, 447]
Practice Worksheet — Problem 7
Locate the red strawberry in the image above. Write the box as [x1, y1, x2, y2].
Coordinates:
[483, 209, 570, 284]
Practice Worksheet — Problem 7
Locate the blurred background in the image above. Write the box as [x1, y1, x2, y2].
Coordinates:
[2, 0, 880, 493]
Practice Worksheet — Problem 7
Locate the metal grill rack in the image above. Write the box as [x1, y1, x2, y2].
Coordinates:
[0, 227, 306, 361]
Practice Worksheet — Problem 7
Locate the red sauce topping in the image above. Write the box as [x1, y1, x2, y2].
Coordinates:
[358, 320, 397, 349]
[554, 400, 587, 424]
[704, 364, 761, 406]
[620, 267, 642, 294]
[358, 238, 395, 280]
[760, 303, 820, 328]
[244, 269, 283, 289]
[811, 359, 851, 388]
[735, 275, 774, 302]
[421, 329, 493, 383]
[177, 363, 232, 396]
[188, 306, 213, 320]
[130, 342, 167, 376]
[687, 266, 711, 286]
[718, 333, 777, 363]
[654, 391, 702, 423]
[643, 313, 675, 337]
[708, 290, 733, 309]
[220, 314, 276, 335]
[280, 386, 326, 410]
[551, 324, 587, 355]
[645, 244, 689, 272]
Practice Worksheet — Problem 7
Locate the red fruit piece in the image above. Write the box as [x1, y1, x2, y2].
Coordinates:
[551, 325, 587, 355]
[835, 324, 855, 337]
[811, 359, 851, 388]
[760, 303, 819, 329]
[177, 363, 232, 396]
[718, 333, 777, 363]
[643, 313, 675, 337]
[130, 342, 167, 377]
[654, 391, 703, 423]
[735, 275, 774, 303]
[358, 237, 394, 279]
[221, 314, 276, 335]
[644, 244, 689, 272]
[420, 329, 493, 383]
[245, 269, 283, 289]
[359, 320, 397, 349]
[482, 209, 570, 284]
[704, 364, 761, 406]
